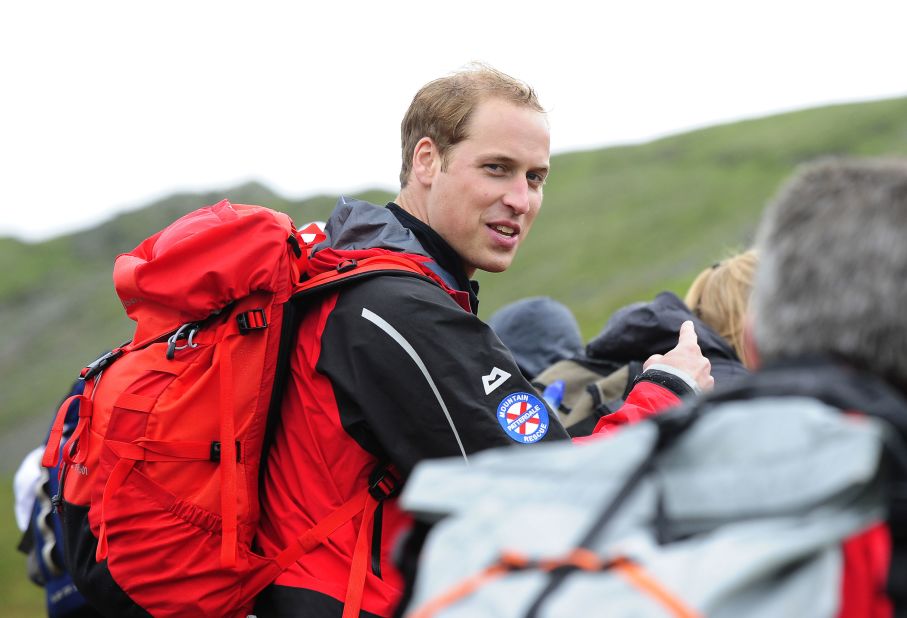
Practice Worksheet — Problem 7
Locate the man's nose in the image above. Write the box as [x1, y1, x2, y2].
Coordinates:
[502, 177, 531, 214]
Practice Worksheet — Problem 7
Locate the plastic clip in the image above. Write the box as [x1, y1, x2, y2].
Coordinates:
[82, 348, 125, 380]
[236, 309, 268, 334]
[209, 441, 242, 462]
[368, 465, 401, 501]
[336, 258, 358, 274]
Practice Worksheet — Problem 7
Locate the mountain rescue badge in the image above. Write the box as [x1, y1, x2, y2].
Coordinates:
[497, 392, 549, 444]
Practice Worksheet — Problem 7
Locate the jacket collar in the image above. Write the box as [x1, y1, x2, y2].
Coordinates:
[386, 203, 479, 314]
[316, 197, 479, 313]
[709, 357, 907, 433]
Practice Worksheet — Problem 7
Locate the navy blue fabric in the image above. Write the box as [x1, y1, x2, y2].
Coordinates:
[23, 379, 103, 617]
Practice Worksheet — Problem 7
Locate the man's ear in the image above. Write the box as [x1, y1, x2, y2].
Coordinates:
[411, 137, 440, 187]
[743, 313, 760, 370]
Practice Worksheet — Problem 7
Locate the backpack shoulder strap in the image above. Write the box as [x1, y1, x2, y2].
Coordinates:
[293, 253, 439, 298]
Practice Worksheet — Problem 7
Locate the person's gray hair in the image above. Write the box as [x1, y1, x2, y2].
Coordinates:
[752, 157, 907, 392]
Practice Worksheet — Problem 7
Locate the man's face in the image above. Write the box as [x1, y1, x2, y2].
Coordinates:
[424, 98, 550, 277]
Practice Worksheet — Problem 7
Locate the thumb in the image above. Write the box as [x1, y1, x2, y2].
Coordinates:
[678, 320, 698, 347]
[643, 353, 664, 371]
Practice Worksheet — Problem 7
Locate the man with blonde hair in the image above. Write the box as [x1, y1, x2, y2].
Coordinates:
[254, 64, 710, 617]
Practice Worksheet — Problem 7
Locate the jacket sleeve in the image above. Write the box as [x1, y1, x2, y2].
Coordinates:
[576, 379, 683, 441]
[316, 275, 571, 475]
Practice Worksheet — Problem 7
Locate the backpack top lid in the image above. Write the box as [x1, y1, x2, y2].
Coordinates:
[113, 200, 300, 346]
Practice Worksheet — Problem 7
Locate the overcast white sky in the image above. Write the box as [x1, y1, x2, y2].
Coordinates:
[2, 1, 905, 241]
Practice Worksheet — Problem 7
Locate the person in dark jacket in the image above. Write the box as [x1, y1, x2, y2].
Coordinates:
[536, 250, 757, 436]
[586, 289, 749, 384]
[487, 296, 584, 380]
[254, 64, 713, 618]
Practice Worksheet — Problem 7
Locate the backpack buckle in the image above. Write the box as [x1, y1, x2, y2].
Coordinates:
[209, 441, 242, 462]
[82, 348, 125, 380]
[368, 465, 401, 501]
[337, 258, 358, 274]
[236, 309, 268, 334]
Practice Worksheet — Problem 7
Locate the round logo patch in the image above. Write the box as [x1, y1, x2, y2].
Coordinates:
[497, 392, 550, 444]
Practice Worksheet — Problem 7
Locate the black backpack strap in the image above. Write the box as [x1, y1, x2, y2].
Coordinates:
[621, 360, 645, 400]
[258, 296, 306, 489]
[880, 432, 907, 616]
[888, 482, 907, 617]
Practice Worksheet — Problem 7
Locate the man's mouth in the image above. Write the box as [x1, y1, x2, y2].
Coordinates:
[491, 224, 516, 237]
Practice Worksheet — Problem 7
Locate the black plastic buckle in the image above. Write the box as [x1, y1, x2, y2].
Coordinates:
[209, 441, 242, 462]
[81, 348, 125, 380]
[236, 309, 268, 334]
[336, 258, 358, 274]
[287, 234, 302, 258]
[368, 465, 401, 501]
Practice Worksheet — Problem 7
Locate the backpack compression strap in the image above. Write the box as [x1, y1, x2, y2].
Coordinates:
[241, 463, 402, 618]
[407, 550, 701, 618]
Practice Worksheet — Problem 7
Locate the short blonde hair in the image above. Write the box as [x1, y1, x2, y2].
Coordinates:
[684, 250, 758, 367]
[399, 63, 544, 187]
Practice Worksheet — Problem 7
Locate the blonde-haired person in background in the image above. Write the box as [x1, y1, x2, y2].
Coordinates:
[684, 249, 758, 369]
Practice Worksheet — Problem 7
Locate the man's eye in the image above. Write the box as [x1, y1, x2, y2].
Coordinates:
[484, 164, 505, 174]
[527, 172, 546, 186]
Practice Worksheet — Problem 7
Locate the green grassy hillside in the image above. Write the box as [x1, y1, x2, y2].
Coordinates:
[479, 96, 907, 333]
[4, 96, 907, 461]
[1, 95, 906, 616]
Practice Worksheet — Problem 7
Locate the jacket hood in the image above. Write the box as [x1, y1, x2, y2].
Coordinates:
[316, 197, 473, 294]
[317, 197, 428, 257]
[586, 291, 748, 385]
[488, 297, 584, 380]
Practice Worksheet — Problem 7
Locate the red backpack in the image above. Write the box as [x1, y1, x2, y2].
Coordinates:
[42, 200, 430, 617]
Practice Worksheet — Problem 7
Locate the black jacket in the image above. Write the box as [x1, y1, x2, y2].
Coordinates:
[585, 291, 749, 387]
[255, 199, 570, 618]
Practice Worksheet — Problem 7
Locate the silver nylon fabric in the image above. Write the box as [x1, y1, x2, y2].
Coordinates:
[401, 399, 888, 617]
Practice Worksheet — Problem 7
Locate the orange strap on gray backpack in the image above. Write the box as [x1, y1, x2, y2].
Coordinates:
[408, 550, 701, 618]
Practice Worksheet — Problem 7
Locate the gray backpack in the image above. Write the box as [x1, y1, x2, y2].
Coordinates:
[399, 388, 895, 617]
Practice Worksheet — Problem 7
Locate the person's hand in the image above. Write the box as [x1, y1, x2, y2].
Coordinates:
[644, 320, 714, 392]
